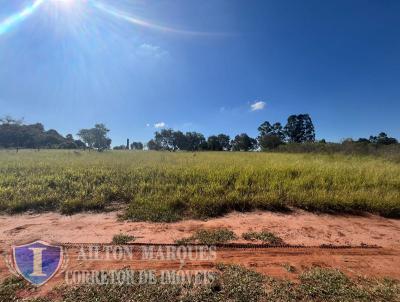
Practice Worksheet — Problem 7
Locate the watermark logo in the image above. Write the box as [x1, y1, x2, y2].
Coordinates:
[3, 242, 217, 286]
[10, 240, 64, 286]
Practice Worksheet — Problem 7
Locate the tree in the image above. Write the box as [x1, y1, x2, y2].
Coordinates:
[284, 114, 315, 143]
[258, 122, 285, 140]
[173, 131, 188, 151]
[231, 133, 257, 151]
[217, 134, 231, 151]
[357, 138, 370, 144]
[113, 145, 127, 150]
[185, 132, 207, 151]
[153, 129, 176, 151]
[0, 115, 23, 125]
[369, 132, 398, 145]
[257, 121, 285, 151]
[76, 129, 95, 149]
[0, 117, 85, 149]
[77, 124, 111, 151]
[147, 139, 160, 150]
[207, 135, 221, 151]
[130, 142, 144, 150]
[207, 134, 231, 151]
[147, 130, 209, 151]
[259, 135, 283, 151]
[74, 139, 86, 149]
[41, 129, 65, 148]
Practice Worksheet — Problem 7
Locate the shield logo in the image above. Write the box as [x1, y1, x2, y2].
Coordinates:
[12, 240, 63, 286]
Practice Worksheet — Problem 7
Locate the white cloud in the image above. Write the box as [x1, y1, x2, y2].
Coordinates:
[146, 123, 150, 127]
[250, 100, 266, 111]
[137, 43, 168, 58]
[154, 122, 166, 128]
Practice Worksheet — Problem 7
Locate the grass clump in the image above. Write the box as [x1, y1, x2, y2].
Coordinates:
[0, 277, 27, 302]
[175, 228, 237, 245]
[242, 230, 284, 245]
[111, 233, 135, 244]
[297, 268, 367, 301]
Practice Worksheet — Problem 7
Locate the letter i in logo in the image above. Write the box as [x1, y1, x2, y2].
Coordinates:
[29, 247, 47, 277]
[12, 241, 63, 286]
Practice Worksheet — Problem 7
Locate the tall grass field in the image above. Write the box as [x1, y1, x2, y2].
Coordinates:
[0, 150, 399, 221]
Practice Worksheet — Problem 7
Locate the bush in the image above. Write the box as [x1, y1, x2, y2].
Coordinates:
[112, 233, 135, 244]
[242, 231, 284, 245]
[176, 228, 237, 245]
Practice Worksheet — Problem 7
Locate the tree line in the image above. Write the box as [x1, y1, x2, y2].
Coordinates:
[0, 116, 86, 149]
[0, 116, 112, 151]
[116, 113, 398, 152]
[143, 114, 316, 151]
[1, 114, 398, 152]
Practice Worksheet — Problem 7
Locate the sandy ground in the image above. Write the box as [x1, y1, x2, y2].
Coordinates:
[1, 210, 400, 297]
[0, 210, 399, 247]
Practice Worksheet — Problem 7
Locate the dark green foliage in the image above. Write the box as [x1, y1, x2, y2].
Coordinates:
[259, 135, 283, 151]
[148, 129, 208, 151]
[369, 132, 398, 145]
[258, 121, 285, 141]
[231, 133, 258, 151]
[207, 134, 231, 151]
[113, 145, 127, 150]
[185, 132, 208, 151]
[130, 141, 144, 150]
[77, 124, 111, 151]
[0, 117, 84, 149]
[147, 139, 160, 150]
[153, 129, 177, 151]
[284, 114, 315, 143]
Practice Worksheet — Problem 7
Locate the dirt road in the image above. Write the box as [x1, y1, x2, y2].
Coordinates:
[1, 210, 399, 247]
[1, 209, 400, 294]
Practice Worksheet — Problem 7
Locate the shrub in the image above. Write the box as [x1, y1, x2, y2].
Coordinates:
[242, 231, 284, 245]
[112, 233, 135, 244]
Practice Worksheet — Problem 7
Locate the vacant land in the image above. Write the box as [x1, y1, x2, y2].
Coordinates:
[0, 150, 399, 220]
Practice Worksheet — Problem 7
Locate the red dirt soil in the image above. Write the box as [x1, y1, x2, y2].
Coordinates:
[1, 210, 399, 247]
[1, 210, 400, 296]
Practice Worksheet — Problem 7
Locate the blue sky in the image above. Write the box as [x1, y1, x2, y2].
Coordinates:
[0, 0, 399, 145]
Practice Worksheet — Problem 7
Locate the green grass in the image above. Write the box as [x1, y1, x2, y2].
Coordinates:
[0, 276, 29, 302]
[111, 233, 135, 244]
[0, 150, 399, 221]
[175, 228, 237, 245]
[242, 231, 284, 245]
[2, 267, 399, 302]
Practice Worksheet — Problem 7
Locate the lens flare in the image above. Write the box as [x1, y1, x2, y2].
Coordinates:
[0, 0, 45, 35]
[0, 0, 225, 37]
[90, 0, 222, 36]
